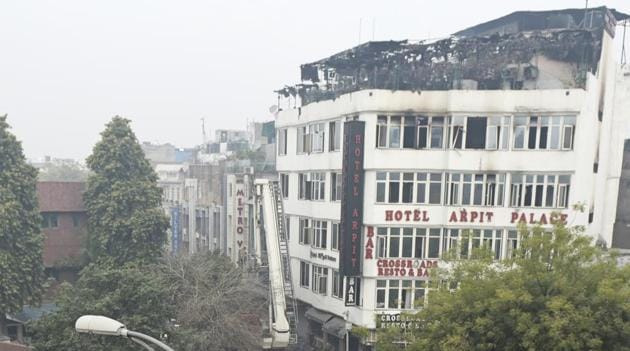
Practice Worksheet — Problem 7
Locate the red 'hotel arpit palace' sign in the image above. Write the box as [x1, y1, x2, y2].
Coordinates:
[384, 209, 568, 225]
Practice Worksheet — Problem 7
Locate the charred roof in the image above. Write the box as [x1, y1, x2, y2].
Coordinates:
[281, 7, 629, 106]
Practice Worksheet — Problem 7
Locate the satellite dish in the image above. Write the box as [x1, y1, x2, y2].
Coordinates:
[269, 105, 279, 114]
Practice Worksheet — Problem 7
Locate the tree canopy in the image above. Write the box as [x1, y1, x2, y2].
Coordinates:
[160, 252, 267, 351]
[0, 115, 44, 315]
[376, 224, 630, 351]
[83, 116, 168, 265]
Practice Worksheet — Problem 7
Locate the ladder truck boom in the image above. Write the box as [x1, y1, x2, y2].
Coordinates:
[255, 179, 298, 349]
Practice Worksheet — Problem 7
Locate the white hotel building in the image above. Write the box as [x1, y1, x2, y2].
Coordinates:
[274, 7, 630, 351]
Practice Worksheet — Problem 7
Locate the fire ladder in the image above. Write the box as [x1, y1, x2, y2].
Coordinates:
[270, 181, 299, 345]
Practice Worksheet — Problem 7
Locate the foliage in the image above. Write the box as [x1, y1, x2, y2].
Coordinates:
[376, 223, 630, 351]
[83, 116, 169, 266]
[30, 263, 173, 351]
[160, 252, 268, 351]
[0, 115, 44, 314]
[38, 161, 89, 182]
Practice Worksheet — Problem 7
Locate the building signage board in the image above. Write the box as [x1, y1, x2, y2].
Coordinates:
[377, 313, 421, 329]
[170, 206, 180, 253]
[339, 120, 365, 277]
[344, 276, 361, 306]
[384, 208, 568, 225]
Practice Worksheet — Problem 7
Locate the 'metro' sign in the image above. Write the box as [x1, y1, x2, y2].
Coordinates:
[339, 120, 365, 277]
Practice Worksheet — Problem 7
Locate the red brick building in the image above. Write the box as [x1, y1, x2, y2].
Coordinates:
[37, 181, 86, 282]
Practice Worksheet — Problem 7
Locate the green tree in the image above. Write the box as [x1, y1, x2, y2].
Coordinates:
[84, 116, 168, 265]
[0, 115, 44, 326]
[377, 224, 630, 351]
[30, 264, 172, 351]
[30, 117, 172, 350]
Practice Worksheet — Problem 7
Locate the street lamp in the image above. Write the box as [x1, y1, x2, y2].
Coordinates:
[75, 315, 175, 351]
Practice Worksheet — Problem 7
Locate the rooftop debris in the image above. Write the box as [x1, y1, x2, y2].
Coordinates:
[277, 7, 629, 106]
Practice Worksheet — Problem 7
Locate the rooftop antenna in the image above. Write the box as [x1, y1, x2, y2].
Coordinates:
[201, 117, 207, 144]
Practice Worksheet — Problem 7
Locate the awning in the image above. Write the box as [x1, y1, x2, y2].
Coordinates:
[305, 307, 333, 324]
[323, 316, 348, 339]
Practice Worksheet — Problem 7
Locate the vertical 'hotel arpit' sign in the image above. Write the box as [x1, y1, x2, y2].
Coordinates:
[340, 120, 365, 278]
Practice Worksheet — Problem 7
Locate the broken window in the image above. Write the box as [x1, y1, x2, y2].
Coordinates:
[450, 116, 465, 149]
[465, 117, 487, 149]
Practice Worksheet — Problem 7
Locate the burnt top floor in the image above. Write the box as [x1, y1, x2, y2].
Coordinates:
[278, 7, 629, 107]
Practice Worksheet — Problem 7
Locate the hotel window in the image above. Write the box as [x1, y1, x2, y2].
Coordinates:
[312, 266, 328, 295]
[299, 218, 311, 245]
[446, 173, 505, 206]
[417, 116, 446, 149]
[376, 171, 443, 205]
[510, 174, 570, 208]
[457, 229, 502, 259]
[279, 173, 289, 199]
[376, 280, 428, 310]
[309, 123, 326, 153]
[277, 128, 288, 155]
[311, 172, 326, 201]
[485, 116, 511, 150]
[506, 230, 520, 258]
[296, 125, 310, 154]
[376, 115, 402, 148]
[331, 222, 340, 251]
[331, 172, 342, 201]
[329, 120, 341, 151]
[300, 261, 310, 287]
[298, 173, 311, 200]
[312, 220, 328, 249]
[513, 116, 576, 150]
[376, 227, 441, 259]
[379, 115, 446, 150]
[449, 116, 465, 149]
[332, 270, 343, 298]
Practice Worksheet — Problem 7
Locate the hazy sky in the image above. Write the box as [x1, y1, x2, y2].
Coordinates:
[1, 0, 628, 161]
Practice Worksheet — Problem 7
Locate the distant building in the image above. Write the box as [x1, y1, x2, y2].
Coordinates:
[37, 182, 86, 284]
[142, 142, 196, 165]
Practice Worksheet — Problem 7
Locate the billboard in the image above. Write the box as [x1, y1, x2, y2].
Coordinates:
[339, 120, 365, 278]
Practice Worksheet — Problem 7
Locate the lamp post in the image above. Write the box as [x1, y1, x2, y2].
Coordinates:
[75, 315, 175, 351]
